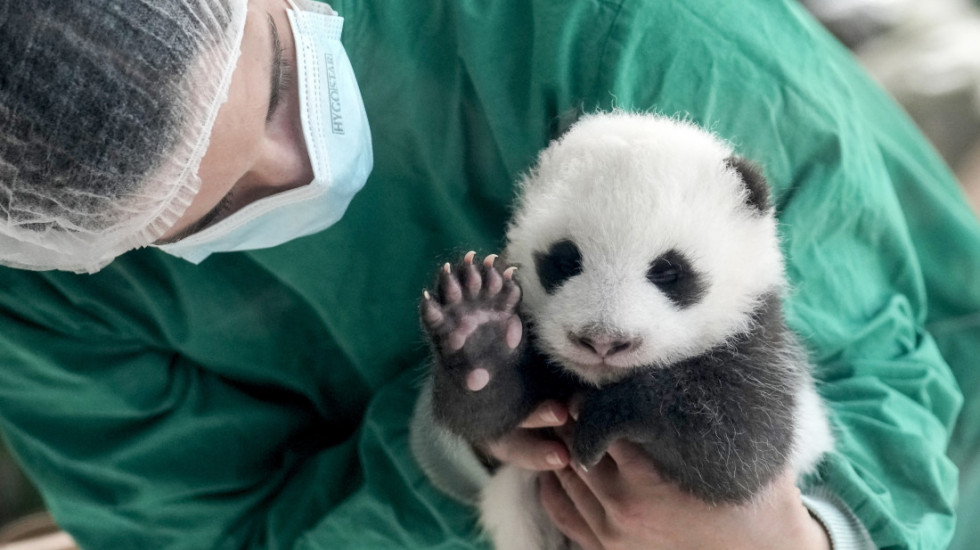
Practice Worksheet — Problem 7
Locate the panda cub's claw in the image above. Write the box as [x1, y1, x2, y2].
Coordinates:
[420, 291, 444, 326]
[499, 269, 521, 311]
[461, 251, 483, 298]
[438, 262, 463, 304]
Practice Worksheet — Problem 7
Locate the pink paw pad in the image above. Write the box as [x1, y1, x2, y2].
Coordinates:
[467, 368, 491, 392]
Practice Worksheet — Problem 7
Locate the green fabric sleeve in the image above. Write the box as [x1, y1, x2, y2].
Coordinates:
[866, 78, 980, 550]
[0, 311, 357, 549]
[291, 373, 487, 550]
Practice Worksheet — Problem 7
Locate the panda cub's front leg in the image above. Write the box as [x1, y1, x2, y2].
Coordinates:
[419, 251, 534, 443]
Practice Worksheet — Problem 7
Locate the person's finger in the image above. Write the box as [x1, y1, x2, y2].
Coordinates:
[606, 439, 663, 484]
[554, 466, 607, 536]
[485, 430, 569, 471]
[518, 400, 569, 429]
[571, 453, 624, 506]
[539, 472, 604, 550]
[573, 441, 664, 508]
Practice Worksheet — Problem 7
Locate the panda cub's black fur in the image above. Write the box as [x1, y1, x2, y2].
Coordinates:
[418, 112, 832, 550]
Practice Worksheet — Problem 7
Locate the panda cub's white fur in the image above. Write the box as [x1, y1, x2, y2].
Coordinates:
[420, 112, 833, 550]
[508, 114, 783, 385]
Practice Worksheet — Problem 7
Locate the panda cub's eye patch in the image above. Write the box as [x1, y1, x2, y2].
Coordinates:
[534, 239, 583, 294]
[647, 249, 706, 308]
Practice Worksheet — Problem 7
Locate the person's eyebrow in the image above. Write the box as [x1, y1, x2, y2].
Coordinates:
[266, 13, 286, 122]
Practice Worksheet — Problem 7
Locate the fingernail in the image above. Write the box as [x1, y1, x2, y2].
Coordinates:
[540, 407, 560, 424]
[575, 461, 589, 473]
[547, 452, 564, 467]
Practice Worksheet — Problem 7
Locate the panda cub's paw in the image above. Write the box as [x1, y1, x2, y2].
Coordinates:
[421, 252, 531, 442]
[421, 251, 523, 386]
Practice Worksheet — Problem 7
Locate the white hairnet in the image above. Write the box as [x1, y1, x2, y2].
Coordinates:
[0, 0, 247, 272]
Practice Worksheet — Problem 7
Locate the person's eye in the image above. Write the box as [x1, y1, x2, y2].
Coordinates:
[266, 14, 291, 121]
[278, 58, 292, 98]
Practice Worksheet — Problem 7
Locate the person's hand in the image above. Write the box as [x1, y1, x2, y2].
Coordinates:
[477, 400, 572, 471]
[538, 439, 832, 550]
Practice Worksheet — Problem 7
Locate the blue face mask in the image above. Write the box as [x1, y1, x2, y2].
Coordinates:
[156, 0, 373, 264]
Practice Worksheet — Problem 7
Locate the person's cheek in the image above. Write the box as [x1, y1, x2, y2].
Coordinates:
[255, 90, 312, 191]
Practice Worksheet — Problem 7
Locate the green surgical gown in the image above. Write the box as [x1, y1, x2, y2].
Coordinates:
[0, 1, 978, 549]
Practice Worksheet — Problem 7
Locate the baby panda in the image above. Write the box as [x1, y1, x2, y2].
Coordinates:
[418, 112, 833, 550]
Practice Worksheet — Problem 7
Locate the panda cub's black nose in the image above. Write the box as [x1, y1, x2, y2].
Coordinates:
[569, 332, 640, 358]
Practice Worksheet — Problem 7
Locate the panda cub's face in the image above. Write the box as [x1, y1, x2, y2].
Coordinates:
[504, 113, 786, 386]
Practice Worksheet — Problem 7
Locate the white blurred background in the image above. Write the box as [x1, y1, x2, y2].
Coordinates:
[803, 0, 980, 216]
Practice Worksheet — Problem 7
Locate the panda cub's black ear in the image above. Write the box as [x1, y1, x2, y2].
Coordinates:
[725, 156, 771, 213]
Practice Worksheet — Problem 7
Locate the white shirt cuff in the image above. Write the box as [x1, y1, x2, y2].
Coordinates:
[802, 485, 876, 550]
